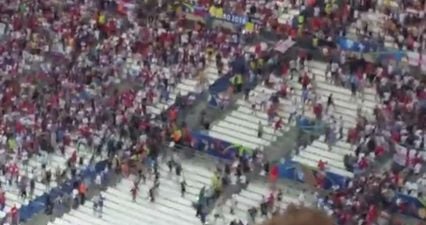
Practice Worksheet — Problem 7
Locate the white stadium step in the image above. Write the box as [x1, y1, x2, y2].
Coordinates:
[303, 145, 344, 162]
[210, 182, 303, 225]
[298, 150, 346, 171]
[289, 60, 378, 179]
[215, 121, 276, 142]
[208, 130, 259, 150]
[293, 155, 354, 178]
[52, 161, 213, 225]
[148, 59, 224, 116]
[210, 126, 270, 146]
[207, 84, 284, 150]
[0, 146, 95, 219]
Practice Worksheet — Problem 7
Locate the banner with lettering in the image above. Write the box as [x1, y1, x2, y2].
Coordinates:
[274, 39, 296, 53]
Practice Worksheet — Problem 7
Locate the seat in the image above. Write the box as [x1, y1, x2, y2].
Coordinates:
[208, 130, 259, 150]
[299, 150, 346, 171]
[69, 210, 109, 225]
[239, 190, 263, 203]
[252, 86, 277, 96]
[104, 189, 185, 225]
[118, 180, 193, 207]
[181, 78, 198, 87]
[111, 186, 199, 225]
[315, 80, 376, 105]
[101, 193, 167, 225]
[227, 112, 284, 134]
[176, 82, 197, 94]
[210, 125, 269, 146]
[309, 61, 327, 71]
[245, 184, 269, 196]
[78, 205, 121, 224]
[234, 102, 270, 121]
[180, 163, 214, 180]
[52, 218, 73, 225]
[237, 99, 294, 122]
[311, 140, 353, 156]
[62, 213, 92, 225]
[216, 121, 276, 142]
[304, 146, 344, 162]
[156, 177, 199, 201]
[292, 155, 354, 178]
[147, 106, 162, 115]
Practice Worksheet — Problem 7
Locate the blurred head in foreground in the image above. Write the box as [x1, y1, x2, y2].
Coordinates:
[262, 205, 333, 225]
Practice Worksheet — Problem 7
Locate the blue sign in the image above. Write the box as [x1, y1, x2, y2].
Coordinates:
[277, 160, 348, 190]
[190, 131, 250, 159]
[337, 37, 374, 52]
[222, 13, 247, 25]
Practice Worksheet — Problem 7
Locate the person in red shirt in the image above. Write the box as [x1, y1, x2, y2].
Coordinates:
[168, 106, 178, 123]
[0, 192, 5, 210]
[301, 73, 310, 89]
[69, 150, 77, 165]
[374, 145, 385, 157]
[366, 205, 378, 225]
[318, 160, 327, 171]
[10, 204, 18, 224]
[79, 182, 87, 205]
[274, 117, 283, 132]
[315, 172, 325, 188]
[267, 192, 275, 208]
[269, 165, 279, 184]
[313, 102, 323, 120]
[358, 156, 369, 170]
[391, 130, 401, 143]
[279, 82, 287, 97]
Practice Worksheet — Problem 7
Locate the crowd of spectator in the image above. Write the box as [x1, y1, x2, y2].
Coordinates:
[0, 0, 423, 225]
[0, 0, 251, 219]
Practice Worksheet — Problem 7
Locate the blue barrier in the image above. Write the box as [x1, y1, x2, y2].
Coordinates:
[276, 160, 348, 189]
[208, 74, 233, 96]
[190, 131, 241, 160]
[18, 160, 108, 223]
[394, 193, 426, 219]
[336, 37, 409, 64]
[207, 94, 221, 108]
[336, 37, 377, 52]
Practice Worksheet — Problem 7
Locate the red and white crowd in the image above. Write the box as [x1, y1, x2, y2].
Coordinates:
[0, 0, 423, 224]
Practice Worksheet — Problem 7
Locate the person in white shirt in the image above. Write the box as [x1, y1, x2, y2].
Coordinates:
[288, 102, 298, 124]
[95, 174, 102, 188]
[338, 116, 344, 139]
[230, 194, 238, 215]
[72, 188, 79, 207]
[298, 191, 305, 206]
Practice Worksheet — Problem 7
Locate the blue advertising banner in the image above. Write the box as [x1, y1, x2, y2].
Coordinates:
[221, 13, 248, 25]
[190, 131, 250, 159]
[337, 37, 374, 52]
[393, 193, 426, 219]
[277, 160, 348, 189]
[207, 94, 220, 108]
[183, 4, 262, 27]
[336, 37, 413, 66]
[17, 160, 108, 223]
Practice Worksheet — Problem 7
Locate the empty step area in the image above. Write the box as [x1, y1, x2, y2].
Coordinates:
[50, 161, 215, 225]
[208, 85, 287, 151]
[208, 182, 306, 225]
[290, 60, 378, 179]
